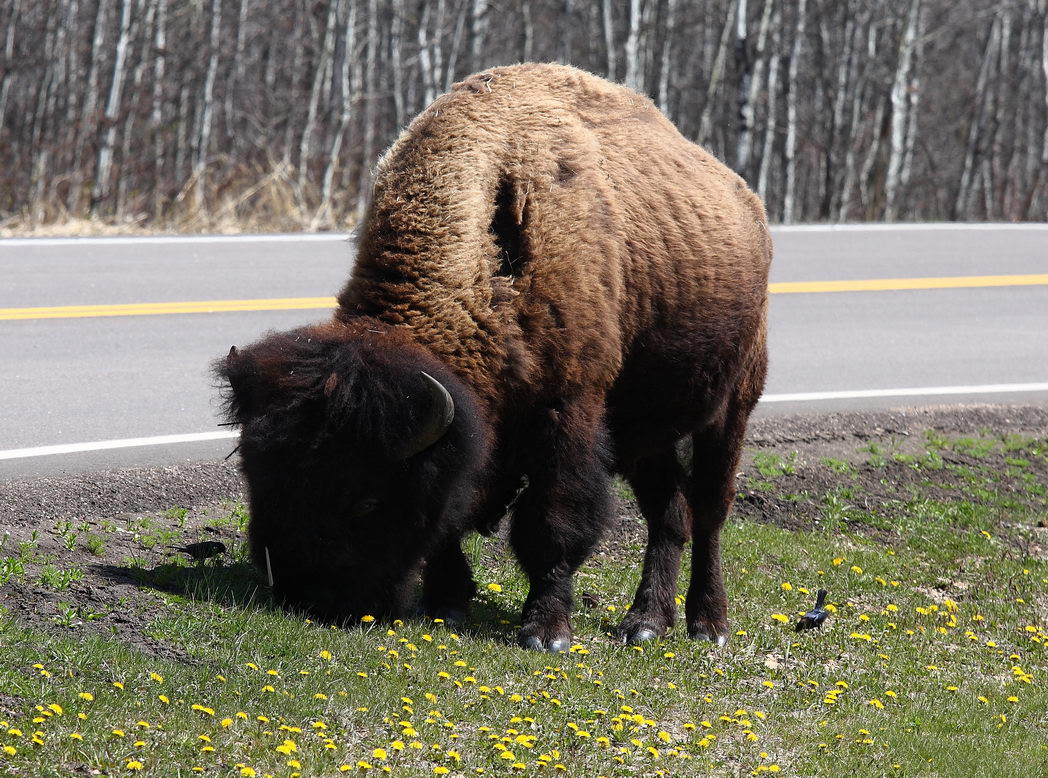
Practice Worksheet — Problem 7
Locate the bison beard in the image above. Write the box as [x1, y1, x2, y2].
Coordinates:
[215, 64, 771, 651]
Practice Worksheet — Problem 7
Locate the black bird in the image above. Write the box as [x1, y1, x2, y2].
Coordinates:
[795, 589, 830, 631]
[171, 541, 227, 562]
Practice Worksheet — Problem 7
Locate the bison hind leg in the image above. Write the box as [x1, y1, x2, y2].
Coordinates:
[421, 538, 477, 625]
[616, 448, 691, 645]
[684, 395, 756, 647]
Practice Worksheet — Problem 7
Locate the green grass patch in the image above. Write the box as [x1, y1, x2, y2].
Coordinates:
[0, 435, 1046, 777]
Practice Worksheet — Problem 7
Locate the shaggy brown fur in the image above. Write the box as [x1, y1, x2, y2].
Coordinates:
[218, 63, 770, 650]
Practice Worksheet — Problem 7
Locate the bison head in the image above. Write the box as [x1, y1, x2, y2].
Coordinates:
[214, 321, 487, 623]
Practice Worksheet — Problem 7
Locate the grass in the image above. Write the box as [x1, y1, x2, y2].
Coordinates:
[0, 433, 1045, 777]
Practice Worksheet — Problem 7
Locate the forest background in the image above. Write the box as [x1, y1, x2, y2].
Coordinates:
[1, 0, 1046, 233]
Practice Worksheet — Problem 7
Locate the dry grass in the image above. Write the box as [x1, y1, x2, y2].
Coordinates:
[0, 161, 360, 238]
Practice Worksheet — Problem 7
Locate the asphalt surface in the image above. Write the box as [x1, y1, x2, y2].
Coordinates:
[1, 225, 1046, 480]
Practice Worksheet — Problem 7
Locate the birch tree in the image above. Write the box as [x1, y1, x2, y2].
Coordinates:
[194, 0, 223, 212]
[885, 0, 922, 221]
[91, 0, 137, 212]
[782, 0, 807, 223]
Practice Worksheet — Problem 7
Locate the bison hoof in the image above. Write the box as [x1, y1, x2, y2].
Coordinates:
[623, 627, 660, 646]
[688, 626, 729, 647]
[519, 631, 572, 653]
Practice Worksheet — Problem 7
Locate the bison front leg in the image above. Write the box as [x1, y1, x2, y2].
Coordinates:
[421, 538, 477, 626]
[510, 405, 613, 652]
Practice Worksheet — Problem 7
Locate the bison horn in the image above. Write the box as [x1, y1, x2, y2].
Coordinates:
[398, 371, 455, 459]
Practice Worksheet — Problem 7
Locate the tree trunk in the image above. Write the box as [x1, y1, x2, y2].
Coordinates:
[470, 0, 489, 70]
[782, 0, 807, 223]
[68, 0, 112, 213]
[227, 0, 251, 142]
[300, 0, 340, 195]
[194, 0, 223, 213]
[657, 0, 678, 115]
[92, 0, 137, 214]
[738, 0, 774, 179]
[317, 0, 358, 225]
[624, 0, 643, 90]
[602, 0, 617, 79]
[756, 0, 781, 208]
[356, 0, 379, 221]
[954, 14, 1001, 219]
[391, 0, 406, 127]
[559, 0, 574, 63]
[0, 0, 22, 132]
[885, 0, 921, 221]
[152, 0, 168, 215]
[698, 0, 740, 145]
[443, 0, 469, 89]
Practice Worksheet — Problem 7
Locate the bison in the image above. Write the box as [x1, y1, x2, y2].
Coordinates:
[217, 63, 770, 651]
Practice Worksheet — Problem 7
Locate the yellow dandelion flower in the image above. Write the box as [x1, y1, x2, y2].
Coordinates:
[360, 615, 376, 623]
[771, 613, 789, 623]
[373, 748, 387, 760]
[126, 761, 144, 770]
[2, 746, 15, 756]
[112, 682, 124, 690]
[239, 768, 257, 778]
[78, 692, 94, 701]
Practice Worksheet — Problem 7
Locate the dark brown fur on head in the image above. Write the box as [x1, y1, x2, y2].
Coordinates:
[215, 320, 489, 623]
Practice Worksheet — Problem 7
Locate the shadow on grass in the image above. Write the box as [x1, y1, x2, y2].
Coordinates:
[92, 559, 276, 613]
[91, 560, 547, 650]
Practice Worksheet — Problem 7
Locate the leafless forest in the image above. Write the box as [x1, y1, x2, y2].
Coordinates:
[1, 0, 1047, 231]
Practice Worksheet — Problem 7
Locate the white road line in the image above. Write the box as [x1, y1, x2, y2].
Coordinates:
[2, 382, 1047, 462]
[772, 223, 1048, 232]
[0, 233, 351, 248]
[0, 431, 238, 461]
[2, 224, 1046, 248]
[760, 382, 1048, 403]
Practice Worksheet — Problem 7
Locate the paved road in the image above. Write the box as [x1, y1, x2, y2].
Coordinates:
[1, 225, 1046, 480]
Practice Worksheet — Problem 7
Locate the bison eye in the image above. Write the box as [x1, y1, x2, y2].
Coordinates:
[351, 498, 379, 517]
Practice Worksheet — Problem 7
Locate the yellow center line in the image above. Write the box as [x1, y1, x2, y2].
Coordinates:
[0, 296, 338, 320]
[1, 274, 1045, 321]
[769, 273, 1048, 294]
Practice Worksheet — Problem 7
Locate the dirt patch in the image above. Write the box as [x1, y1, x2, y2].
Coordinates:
[0, 404, 1045, 659]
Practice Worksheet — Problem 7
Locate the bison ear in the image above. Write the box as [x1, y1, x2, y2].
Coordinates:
[323, 372, 339, 397]
[215, 345, 258, 425]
